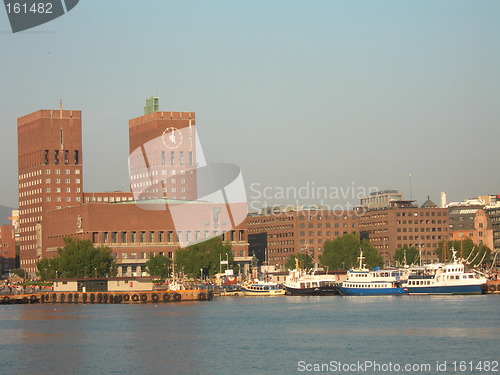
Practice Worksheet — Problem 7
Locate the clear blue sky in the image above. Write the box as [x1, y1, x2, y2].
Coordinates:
[1, 0, 499, 211]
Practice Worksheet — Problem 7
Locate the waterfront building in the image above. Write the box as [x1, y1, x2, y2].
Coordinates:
[359, 190, 403, 211]
[17, 108, 84, 274]
[486, 202, 500, 255]
[0, 225, 16, 274]
[246, 205, 358, 269]
[358, 200, 448, 264]
[247, 199, 449, 269]
[17, 100, 248, 277]
[448, 206, 494, 250]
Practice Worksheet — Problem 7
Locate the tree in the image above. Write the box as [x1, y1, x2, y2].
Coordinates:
[285, 253, 314, 270]
[36, 258, 59, 281]
[393, 246, 420, 266]
[435, 238, 491, 266]
[145, 254, 172, 279]
[175, 237, 236, 278]
[35, 237, 116, 280]
[10, 268, 28, 279]
[320, 233, 383, 270]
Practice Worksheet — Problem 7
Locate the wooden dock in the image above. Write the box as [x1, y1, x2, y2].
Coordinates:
[0, 290, 214, 304]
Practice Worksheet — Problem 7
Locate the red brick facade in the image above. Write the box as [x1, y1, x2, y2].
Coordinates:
[17, 110, 83, 274]
[17, 107, 248, 277]
[247, 204, 449, 268]
[0, 225, 16, 273]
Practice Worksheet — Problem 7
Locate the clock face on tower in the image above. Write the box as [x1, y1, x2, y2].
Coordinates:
[162, 127, 183, 149]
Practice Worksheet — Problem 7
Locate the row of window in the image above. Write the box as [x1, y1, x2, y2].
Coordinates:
[44, 150, 79, 165]
[43, 178, 81, 184]
[397, 227, 445, 233]
[397, 243, 437, 248]
[397, 235, 443, 241]
[93, 229, 245, 244]
[45, 196, 80, 202]
[45, 169, 80, 175]
[396, 211, 446, 217]
[84, 196, 133, 203]
[44, 187, 81, 193]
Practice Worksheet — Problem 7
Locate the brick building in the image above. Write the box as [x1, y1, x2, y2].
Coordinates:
[247, 200, 449, 269]
[0, 225, 16, 274]
[448, 206, 494, 250]
[247, 206, 358, 269]
[129, 110, 197, 201]
[17, 102, 248, 277]
[17, 108, 83, 274]
[358, 201, 449, 264]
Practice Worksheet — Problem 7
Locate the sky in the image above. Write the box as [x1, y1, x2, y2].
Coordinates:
[1, 0, 499, 213]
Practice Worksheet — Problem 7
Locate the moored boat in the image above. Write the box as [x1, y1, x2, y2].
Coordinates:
[283, 269, 340, 295]
[241, 281, 285, 296]
[338, 252, 409, 296]
[403, 250, 487, 295]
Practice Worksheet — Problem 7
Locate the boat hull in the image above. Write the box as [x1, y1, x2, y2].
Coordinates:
[240, 288, 285, 296]
[339, 286, 408, 296]
[406, 284, 484, 295]
[284, 285, 339, 296]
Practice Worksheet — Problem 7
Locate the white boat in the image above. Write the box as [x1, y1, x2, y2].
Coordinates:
[240, 280, 285, 296]
[403, 250, 487, 295]
[283, 269, 340, 295]
[338, 251, 409, 296]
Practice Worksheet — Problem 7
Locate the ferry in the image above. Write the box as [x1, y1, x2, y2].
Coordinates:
[283, 269, 340, 296]
[240, 281, 285, 296]
[403, 250, 487, 295]
[338, 252, 409, 296]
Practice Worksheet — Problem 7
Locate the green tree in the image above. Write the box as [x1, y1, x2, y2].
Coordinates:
[145, 254, 172, 279]
[285, 253, 314, 270]
[35, 237, 116, 280]
[36, 258, 59, 280]
[320, 233, 383, 270]
[175, 237, 236, 278]
[393, 246, 420, 266]
[10, 268, 28, 279]
[435, 238, 491, 266]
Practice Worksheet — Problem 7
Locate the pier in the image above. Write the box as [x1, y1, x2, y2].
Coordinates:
[486, 281, 500, 294]
[0, 289, 214, 304]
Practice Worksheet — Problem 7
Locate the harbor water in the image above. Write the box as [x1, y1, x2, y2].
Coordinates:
[1, 295, 499, 375]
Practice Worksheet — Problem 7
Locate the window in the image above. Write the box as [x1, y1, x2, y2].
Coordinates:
[74, 150, 79, 164]
[170, 151, 175, 165]
[180, 151, 184, 165]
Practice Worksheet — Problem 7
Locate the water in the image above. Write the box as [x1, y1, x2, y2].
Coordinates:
[0, 295, 499, 375]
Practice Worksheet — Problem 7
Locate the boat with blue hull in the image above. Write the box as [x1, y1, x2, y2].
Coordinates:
[403, 251, 487, 295]
[338, 252, 409, 296]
